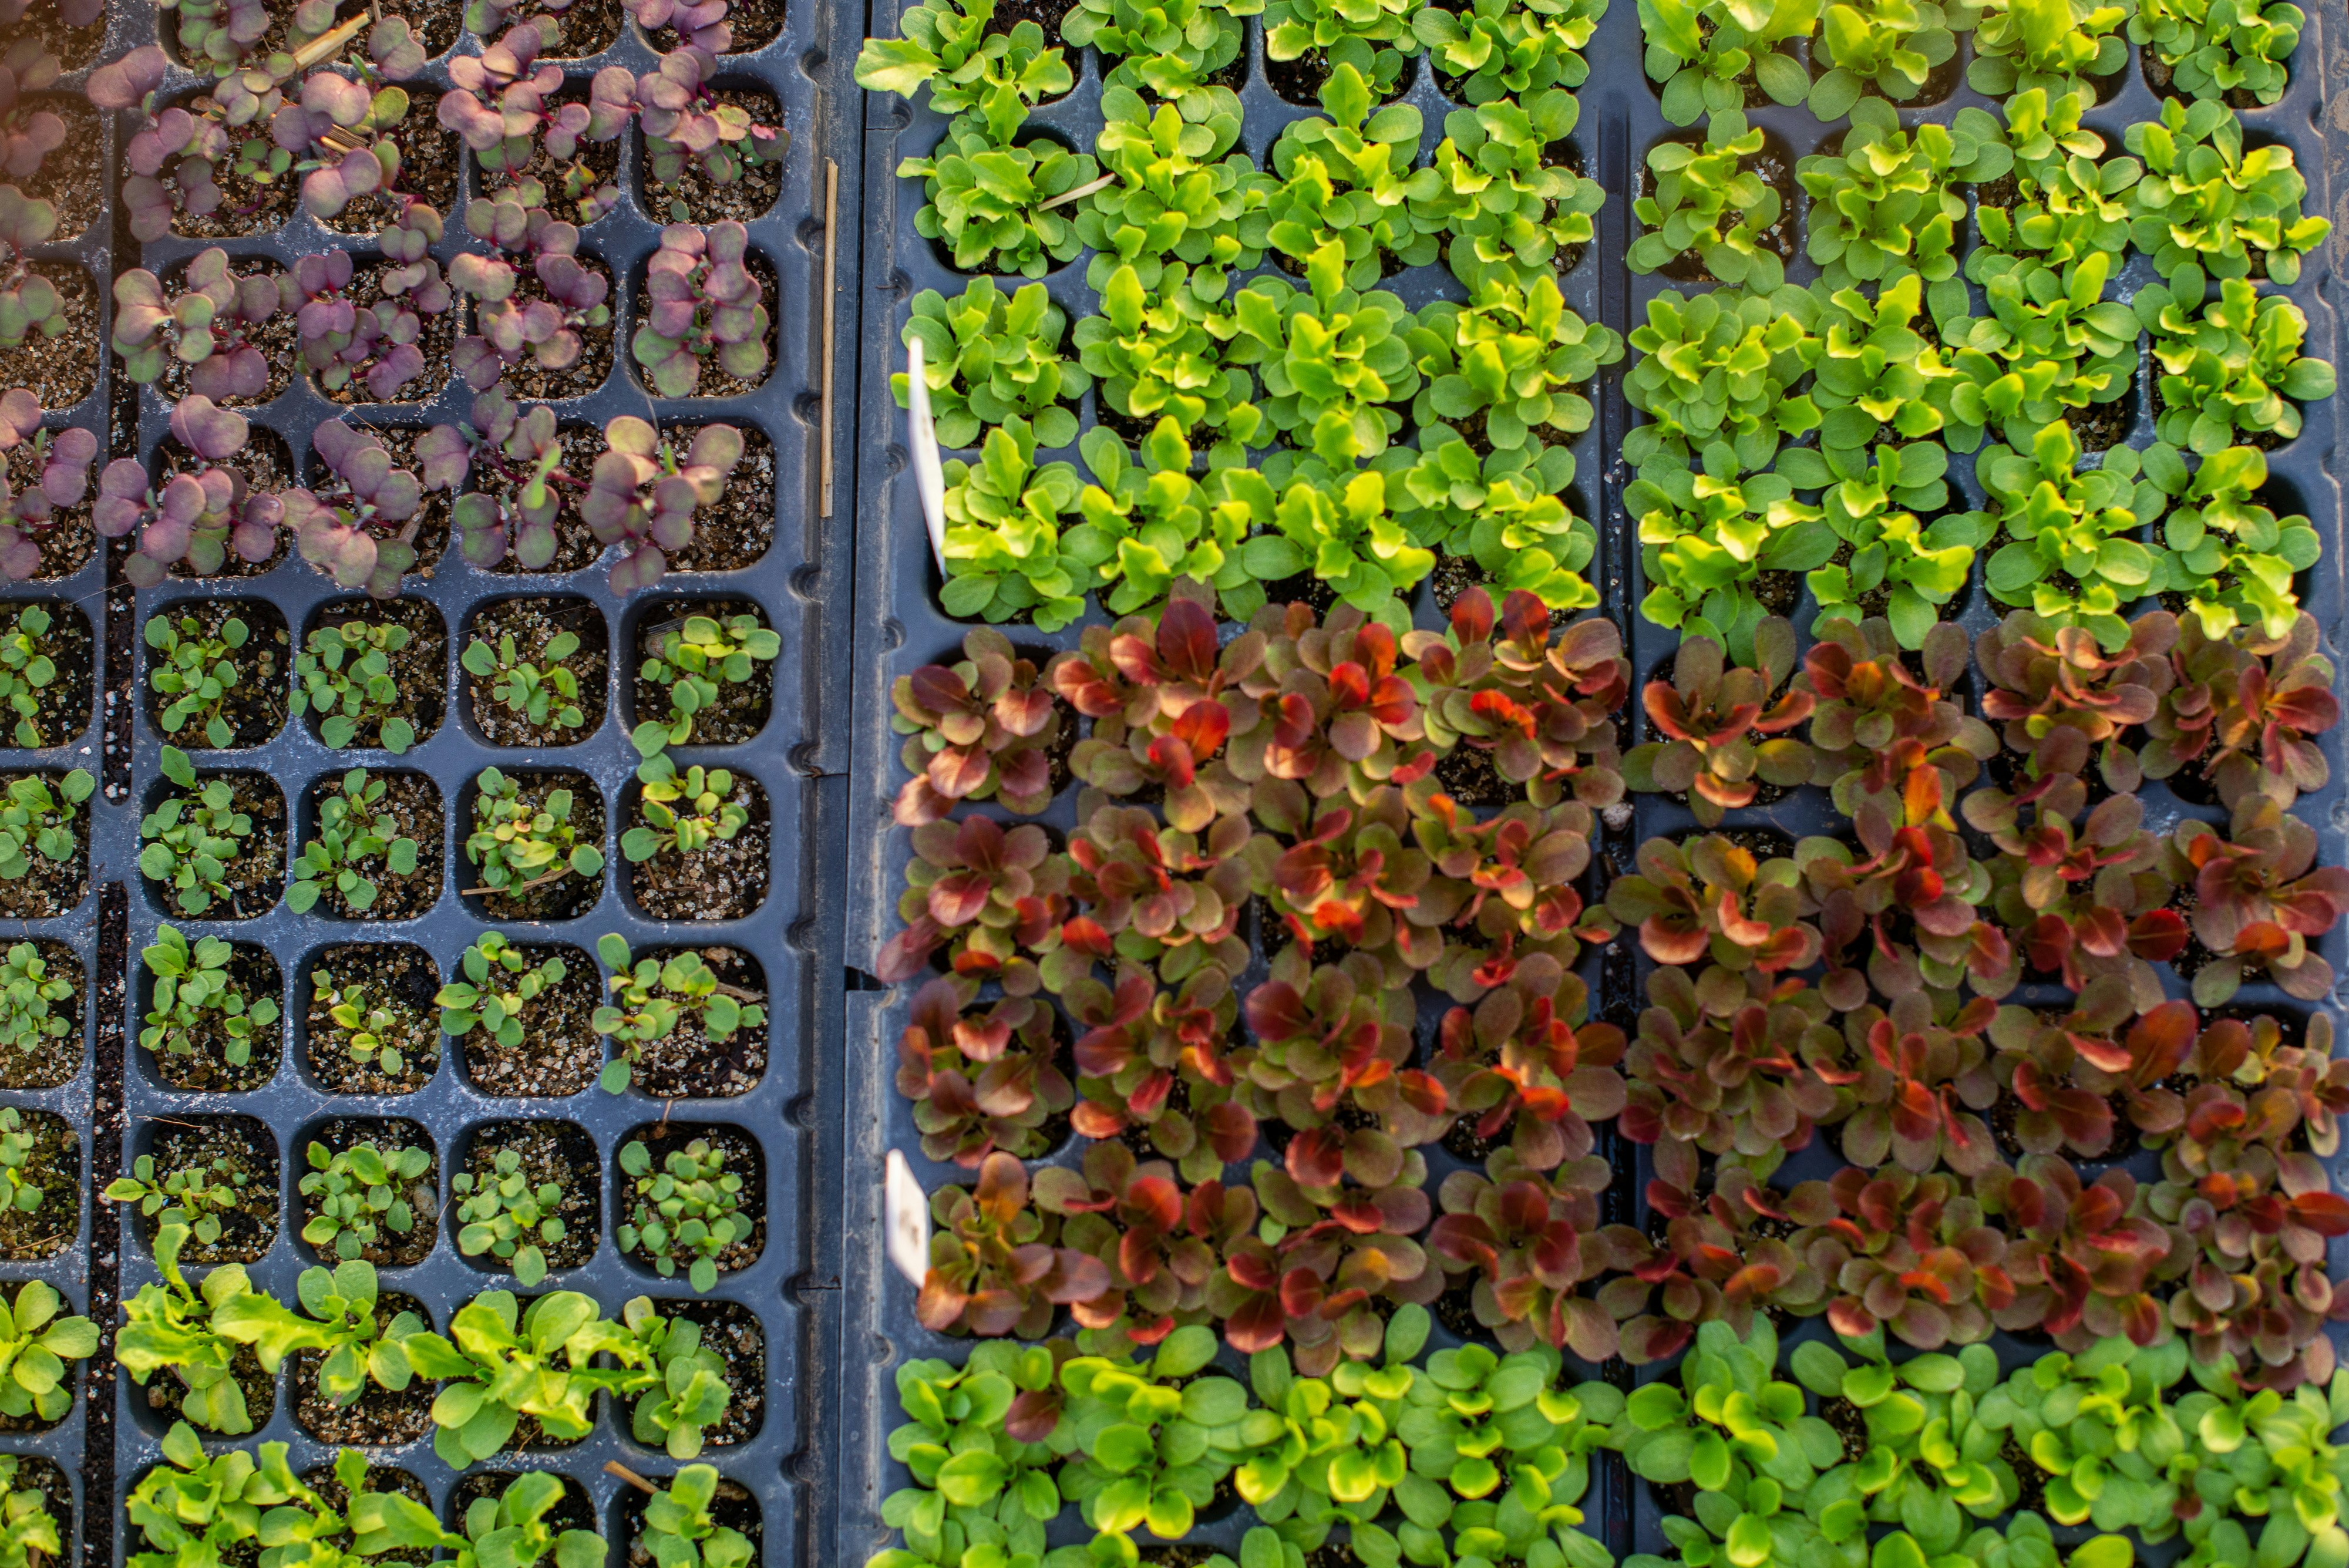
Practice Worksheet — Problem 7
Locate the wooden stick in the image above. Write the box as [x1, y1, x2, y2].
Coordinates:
[1036, 173, 1115, 212]
[820, 159, 839, 518]
[603, 1462, 659, 1496]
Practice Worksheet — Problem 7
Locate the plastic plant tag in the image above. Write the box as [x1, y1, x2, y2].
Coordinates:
[884, 1148, 929, 1287]
[904, 337, 948, 576]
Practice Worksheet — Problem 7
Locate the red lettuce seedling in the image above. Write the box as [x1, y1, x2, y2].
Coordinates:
[1597, 1150, 1834, 1362]
[294, 212, 452, 402]
[1621, 618, 1815, 825]
[1838, 991, 2001, 1176]
[438, 25, 627, 187]
[1404, 588, 1630, 811]
[1065, 800, 1250, 982]
[1966, 773, 2186, 997]
[279, 419, 426, 597]
[1234, 945, 1425, 1139]
[1802, 615, 1997, 817]
[1427, 953, 1626, 1175]
[0, 390, 94, 580]
[112, 248, 292, 402]
[1407, 792, 1613, 1004]
[890, 629, 1063, 826]
[447, 225, 612, 392]
[1605, 833, 1822, 978]
[1977, 609, 2178, 790]
[92, 396, 281, 587]
[2145, 612, 2339, 810]
[1428, 1150, 1620, 1360]
[416, 386, 572, 570]
[632, 221, 769, 396]
[579, 416, 743, 593]
[917, 1151, 1112, 1338]
[1246, 787, 1431, 961]
[1985, 987, 2197, 1158]
[0, 41, 64, 181]
[1062, 960, 1256, 1185]
[625, 0, 734, 51]
[2169, 795, 2349, 1005]
[1801, 1164, 2016, 1350]
[876, 813, 1064, 985]
[1986, 1155, 2173, 1351]
[0, 187, 62, 348]
[160, 0, 272, 78]
[631, 47, 788, 201]
[896, 974, 1073, 1167]
[1034, 1141, 1257, 1353]
[1618, 965, 1849, 1176]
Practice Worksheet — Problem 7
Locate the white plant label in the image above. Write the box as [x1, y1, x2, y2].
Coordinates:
[885, 1148, 930, 1288]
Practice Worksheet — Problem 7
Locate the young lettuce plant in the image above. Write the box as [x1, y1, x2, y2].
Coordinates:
[1622, 283, 1822, 479]
[94, 398, 281, 587]
[897, 116, 1100, 280]
[1061, 0, 1258, 102]
[1062, 420, 1260, 620]
[1635, 0, 1819, 126]
[1798, 97, 2012, 287]
[854, 0, 1075, 132]
[110, 248, 291, 403]
[1403, 89, 1603, 288]
[139, 746, 254, 917]
[1414, 0, 1601, 105]
[416, 388, 572, 571]
[2125, 97, 2331, 289]
[1630, 110, 1786, 290]
[1072, 261, 1261, 468]
[1392, 442, 1600, 613]
[446, 226, 613, 393]
[1406, 271, 1623, 469]
[893, 277, 1088, 450]
[871, 1341, 1067, 1568]
[2135, 274, 2335, 453]
[1621, 619, 1815, 824]
[1971, 1334, 2191, 1537]
[1808, 0, 1969, 116]
[1631, 467, 1832, 662]
[1968, 0, 2128, 95]
[1787, 439, 1990, 650]
[1263, 65, 1431, 288]
[0, 1278, 95, 1425]
[1219, 240, 1419, 459]
[1806, 272, 1961, 459]
[1048, 1325, 1254, 1548]
[2141, 440, 2320, 643]
[352, 1469, 608, 1568]
[2172, 1370, 2349, 1567]
[1943, 248, 2140, 449]
[1076, 86, 1274, 297]
[1977, 419, 2168, 651]
[292, 230, 452, 404]
[394, 1290, 643, 1466]
[938, 415, 1088, 631]
[2130, 0, 2300, 103]
[115, 1219, 267, 1434]
[1264, 0, 1422, 95]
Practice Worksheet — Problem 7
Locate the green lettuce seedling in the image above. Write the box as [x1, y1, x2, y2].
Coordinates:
[1798, 97, 2011, 287]
[2141, 440, 2320, 642]
[1076, 86, 1273, 297]
[436, 931, 568, 1050]
[2175, 1367, 2349, 1568]
[870, 1341, 1066, 1568]
[2136, 274, 2335, 453]
[1073, 262, 1261, 469]
[1264, 65, 1431, 289]
[0, 605, 55, 748]
[352, 1467, 608, 1568]
[624, 1297, 739, 1459]
[1047, 1324, 1256, 1547]
[854, 0, 1074, 133]
[139, 746, 254, 917]
[1623, 284, 1821, 480]
[1782, 440, 1988, 648]
[1236, 1305, 1423, 1553]
[1968, 0, 2127, 94]
[211, 1259, 426, 1409]
[893, 278, 1089, 451]
[291, 620, 416, 753]
[1407, 272, 1623, 465]
[1415, 0, 1603, 104]
[397, 1290, 642, 1468]
[938, 415, 1089, 631]
[1977, 420, 2168, 650]
[1636, 0, 1819, 125]
[1063, 420, 1259, 620]
[1630, 110, 1786, 290]
[1809, 0, 1969, 116]
[2130, 0, 2299, 103]
[1633, 467, 1833, 662]
[1403, 89, 1603, 288]
[2125, 97, 2331, 290]
[1220, 241, 1418, 459]
[638, 1465, 755, 1568]
[1970, 1335, 2190, 1539]
[1788, 1331, 2015, 1554]
[0, 1279, 96, 1424]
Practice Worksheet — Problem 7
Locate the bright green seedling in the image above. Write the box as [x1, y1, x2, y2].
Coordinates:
[103, 1153, 250, 1247]
[1623, 284, 1821, 480]
[1944, 247, 2139, 449]
[289, 769, 420, 915]
[1636, 0, 1819, 125]
[0, 940, 70, 1056]
[0, 1279, 95, 1425]
[0, 1455, 59, 1568]
[352, 1464, 609, 1568]
[1633, 468, 1833, 663]
[893, 277, 1089, 450]
[1414, 0, 1601, 104]
[1387, 1330, 1620, 1568]
[0, 605, 56, 748]
[124, 1422, 347, 1568]
[462, 630, 588, 733]
[396, 1290, 642, 1468]
[115, 1220, 268, 1434]
[2141, 440, 2320, 642]
[938, 415, 1089, 631]
[624, 758, 748, 864]
[1798, 97, 2011, 287]
[635, 1464, 755, 1568]
[1779, 439, 1990, 648]
[1407, 271, 1623, 467]
[624, 1297, 739, 1461]
[1061, 0, 1258, 101]
[1061, 420, 1260, 620]
[1221, 241, 1419, 458]
[617, 1138, 748, 1293]
[897, 118, 1101, 280]
[1263, 67, 1431, 291]
[1809, 0, 1969, 116]
[436, 932, 568, 1050]
[1404, 89, 1604, 290]
[464, 767, 604, 899]
[853, 0, 1075, 133]
[1786, 1331, 2017, 1556]
[1393, 439, 1599, 613]
[1233, 1307, 1423, 1553]
[1047, 1325, 1256, 1548]
[145, 613, 251, 750]
[139, 746, 254, 917]
[1072, 260, 1260, 469]
[2125, 97, 2332, 290]
[290, 620, 416, 753]
[870, 1341, 1066, 1568]
[1630, 111, 1786, 289]
[139, 923, 278, 1066]
[0, 1110, 40, 1217]
[2130, 0, 2300, 103]
[593, 933, 766, 1095]
[2173, 1367, 2349, 1568]
[2135, 274, 2336, 453]
[1076, 86, 1274, 296]
[1969, 1334, 2190, 1539]
[1973, 88, 2140, 271]
[0, 768, 89, 883]
[1969, 0, 2128, 94]
[212, 1259, 426, 1409]
[452, 1151, 568, 1287]
[633, 613, 782, 758]
[1223, 465, 1435, 631]
[1977, 419, 2168, 649]
[299, 1140, 432, 1262]
[1807, 271, 1963, 458]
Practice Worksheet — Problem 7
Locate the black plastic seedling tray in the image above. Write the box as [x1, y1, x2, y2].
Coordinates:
[834, 2, 2349, 1564]
[0, 0, 869, 1562]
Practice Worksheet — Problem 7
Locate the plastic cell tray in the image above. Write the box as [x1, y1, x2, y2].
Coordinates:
[833, 2, 2349, 1564]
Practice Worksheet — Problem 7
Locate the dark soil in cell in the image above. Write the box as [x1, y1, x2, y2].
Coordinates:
[315, 272, 462, 407]
[662, 425, 776, 573]
[19, 97, 100, 240]
[151, 1342, 274, 1434]
[0, 770, 85, 917]
[464, 769, 605, 921]
[156, 255, 298, 407]
[467, 259, 618, 401]
[1432, 740, 1516, 808]
[630, 251, 780, 399]
[634, 601, 775, 745]
[304, 944, 443, 1095]
[302, 1465, 433, 1565]
[484, 422, 608, 575]
[327, 125, 463, 238]
[465, 596, 610, 745]
[620, 945, 769, 1099]
[144, 598, 292, 748]
[387, 0, 466, 55]
[628, 773, 770, 921]
[1820, 1395, 1869, 1463]
[642, 89, 788, 224]
[0, 260, 97, 413]
[303, 597, 449, 750]
[531, 0, 623, 55]
[985, 0, 1073, 44]
[653, 1297, 766, 1445]
[1131, 1552, 1219, 1568]
[149, 769, 288, 920]
[456, 944, 604, 1098]
[144, 1115, 280, 1264]
[3, 598, 90, 746]
[1433, 1271, 1485, 1340]
[6, 6, 103, 68]
[294, 1291, 438, 1445]
[163, 427, 295, 576]
[0, 1456, 72, 1542]
[462, 1121, 601, 1274]
[0, 1106, 74, 1260]
[0, 937, 79, 1089]
[2, 406, 95, 578]
[617, 1123, 765, 1281]
[301, 1115, 440, 1267]
[2067, 381, 2139, 452]
[2141, 51, 2269, 109]
[149, 944, 282, 1092]
[622, 1476, 761, 1567]
[307, 770, 446, 921]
